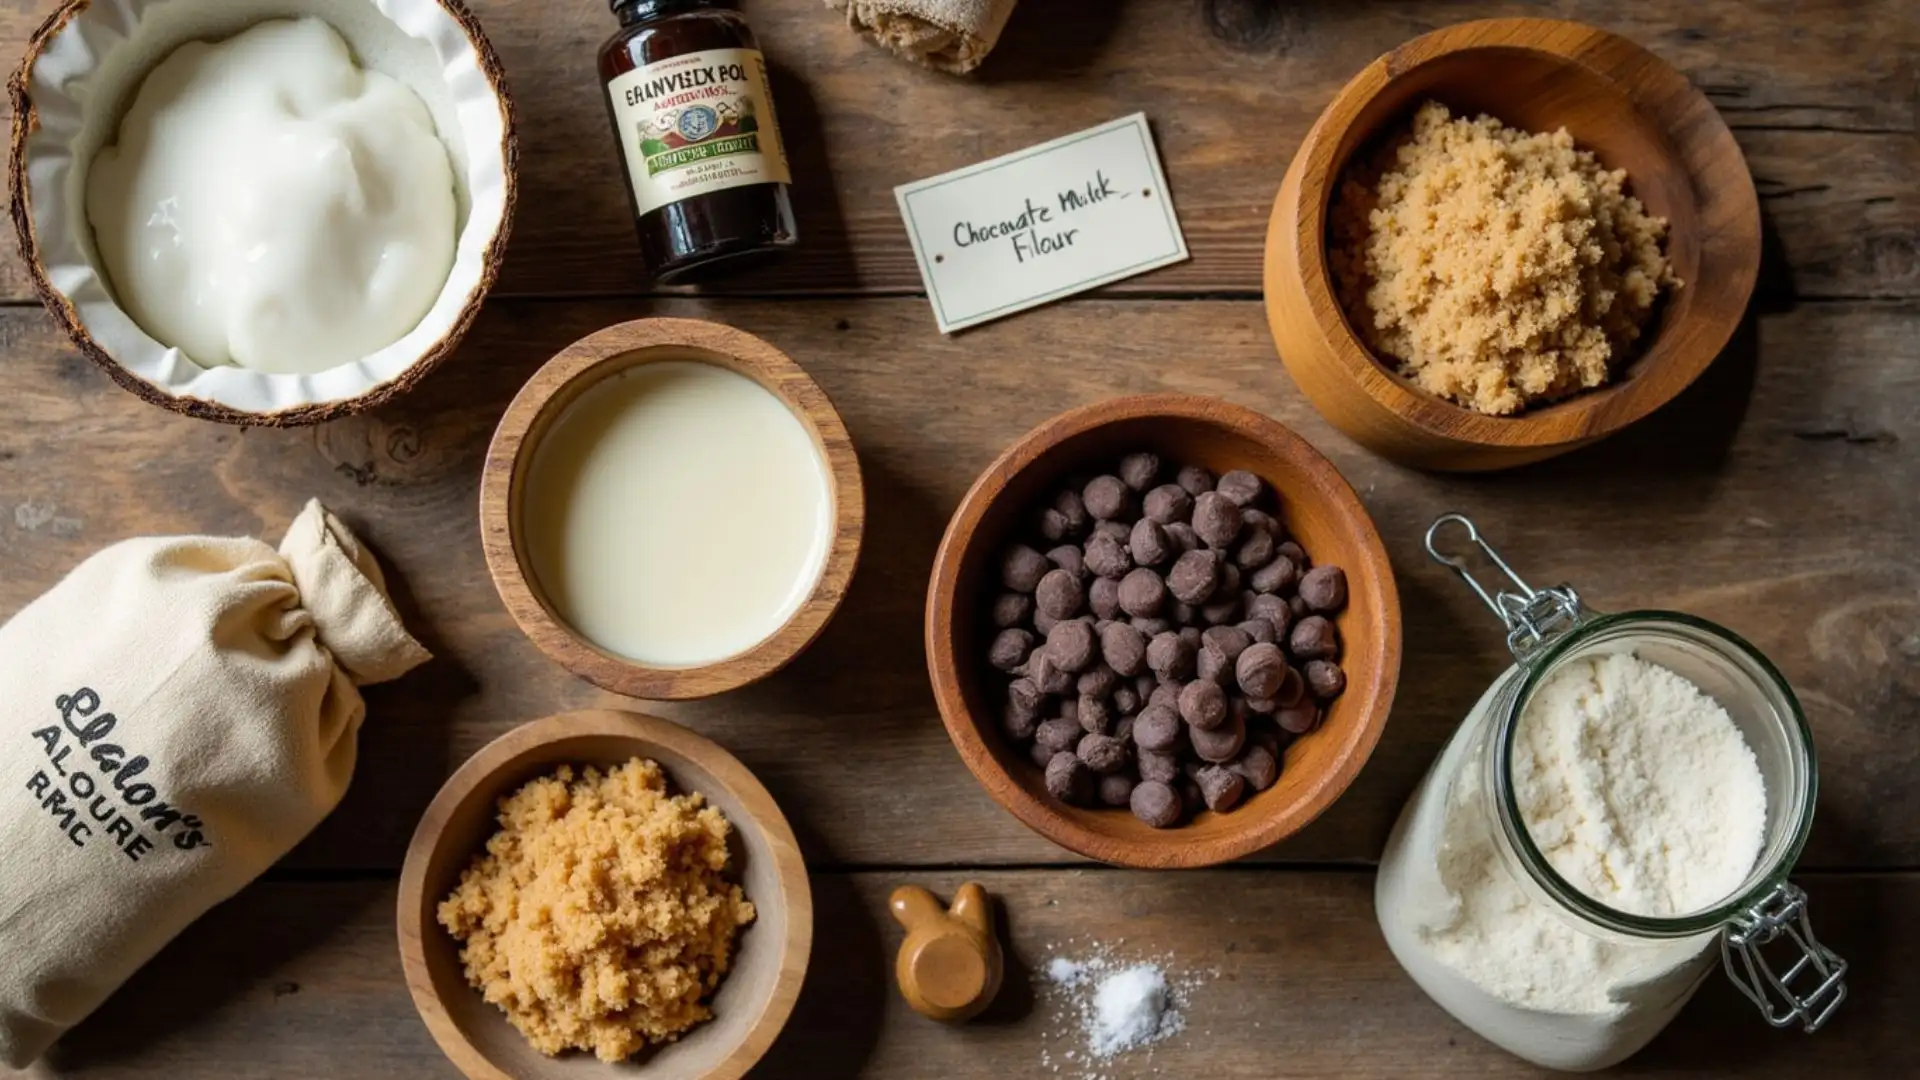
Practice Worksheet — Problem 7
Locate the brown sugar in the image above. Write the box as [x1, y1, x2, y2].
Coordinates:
[436, 759, 755, 1062]
[1329, 102, 1680, 416]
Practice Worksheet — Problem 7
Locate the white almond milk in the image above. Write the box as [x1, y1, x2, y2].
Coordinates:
[86, 18, 456, 375]
[523, 358, 832, 667]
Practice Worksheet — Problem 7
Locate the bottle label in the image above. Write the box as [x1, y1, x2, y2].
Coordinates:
[607, 47, 791, 217]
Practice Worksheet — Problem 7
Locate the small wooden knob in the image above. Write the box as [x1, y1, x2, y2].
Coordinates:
[889, 883, 1003, 1022]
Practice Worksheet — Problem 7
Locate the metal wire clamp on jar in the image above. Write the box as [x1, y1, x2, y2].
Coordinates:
[1422, 514, 1847, 1038]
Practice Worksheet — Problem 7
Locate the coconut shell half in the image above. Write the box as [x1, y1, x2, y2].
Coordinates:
[8, 0, 519, 426]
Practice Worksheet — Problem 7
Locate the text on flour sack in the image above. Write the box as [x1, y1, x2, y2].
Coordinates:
[22, 687, 211, 860]
[952, 170, 1127, 263]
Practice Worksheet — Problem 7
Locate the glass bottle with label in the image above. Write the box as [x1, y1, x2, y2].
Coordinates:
[599, 0, 798, 282]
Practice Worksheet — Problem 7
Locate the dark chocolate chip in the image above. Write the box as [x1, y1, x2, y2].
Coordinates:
[1118, 452, 1161, 492]
[1167, 548, 1223, 604]
[1035, 568, 1085, 619]
[1129, 518, 1173, 567]
[1276, 700, 1320, 735]
[1143, 484, 1193, 525]
[1250, 554, 1299, 595]
[1047, 617, 1099, 672]
[1052, 490, 1090, 537]
[1133, 704, 1182, 752]
[1045, 751, 1095, 804]
[1002, 702, 1041, 742]
[1235, 526, 1276, 571]
[1131, 615, 1175, 638]
[1077, 732, 1128, 774]
[1305, 659, 1346, 700]
[1084, 532, 1133, 579]
[1192, 491, 1243, 549]
[1082, 475, 1136, 522]
[1146, 631, 1196, 680]
[1214, 469, 1264, 508]
[1002, 545, 1050, 592]
[1231, 744, 1280, 791]
[1077, 693, 1114, 735]
[1178, 679, 1229, 730]
[1035, 717, 1083, 752]
[1246, 593, 1292, 639]
[1007, 677, 1046, 723]
[989, 628, 1036, 672]
[1029, 650, 1074, 694]
[1089, 576, 1122, 620]
[1100, 621, 1149, 677]
[1289, 615, 1339, 661]
[1190, 711, 1246, 762]
[1235, 642, 1287, 699]
[993, 592, 1035, 629]
[1299, 566, 1349, 613]
[1078, 662, 1119, 699]
[1129, 779, 1182, 827]
[1176, 465, 1214, 498]
[1046, 544, 1088, 580]
[1137, 749, 1180, 784]
[1117, 567, 1167, 618]
[1196, 764, 1247, 812]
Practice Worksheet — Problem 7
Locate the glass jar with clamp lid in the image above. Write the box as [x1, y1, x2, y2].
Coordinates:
[1374, 514, 1846, 1071]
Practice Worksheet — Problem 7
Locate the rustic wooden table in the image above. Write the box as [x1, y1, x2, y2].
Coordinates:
[4, 1, 1916, 1076]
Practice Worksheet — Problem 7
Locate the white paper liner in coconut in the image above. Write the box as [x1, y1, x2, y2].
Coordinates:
[10, 0, 516, 425]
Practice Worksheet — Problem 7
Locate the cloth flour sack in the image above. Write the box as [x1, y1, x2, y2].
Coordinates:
[0, 499, 430, 1067]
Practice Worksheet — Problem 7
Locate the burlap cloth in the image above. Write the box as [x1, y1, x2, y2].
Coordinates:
[827, 0, 1020, 74]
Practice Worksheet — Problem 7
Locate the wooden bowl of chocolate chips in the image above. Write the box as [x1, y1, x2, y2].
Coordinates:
[927, 394, 1402, 868]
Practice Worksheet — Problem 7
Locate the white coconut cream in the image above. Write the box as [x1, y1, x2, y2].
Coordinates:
[523, 358, 834, 667]
[86, 17, 457, 375]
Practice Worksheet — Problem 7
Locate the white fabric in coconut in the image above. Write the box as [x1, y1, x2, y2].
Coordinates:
[19, 0, 511, 415]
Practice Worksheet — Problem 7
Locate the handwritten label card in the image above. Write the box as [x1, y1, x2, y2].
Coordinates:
[895, 113, 1188, 333]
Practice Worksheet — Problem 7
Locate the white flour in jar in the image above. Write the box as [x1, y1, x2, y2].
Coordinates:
[1376, 650, 1768, 1067]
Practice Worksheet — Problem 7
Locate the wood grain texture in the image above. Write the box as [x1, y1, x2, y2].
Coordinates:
[479, 318, 865, 700]
[397, 711, 810, 1080]
[0, 297, 1912, 871]
[0, 0, 1911, 303]
[926, 394, 1402, 867]
[1266, 18, 1760, 470]
[9, 871, 1914, 1077]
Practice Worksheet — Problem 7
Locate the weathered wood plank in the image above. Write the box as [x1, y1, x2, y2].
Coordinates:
[0, 297, 1913, 870]
[0, 0, 1913, 301]
[11, 872, 1913, 1078]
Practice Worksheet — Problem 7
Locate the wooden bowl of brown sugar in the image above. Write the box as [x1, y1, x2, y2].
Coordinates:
[1264, 18, 1761, 471]
[398, 710, 811, 1080]
[926, 394, 1402, 868]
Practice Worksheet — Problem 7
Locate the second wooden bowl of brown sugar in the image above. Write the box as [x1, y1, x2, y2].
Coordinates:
[926, 395, 1402, 868]
[481, 318, 864, 700]
[398, 709, 811, 1080]
[1265, 18, 1762, 471]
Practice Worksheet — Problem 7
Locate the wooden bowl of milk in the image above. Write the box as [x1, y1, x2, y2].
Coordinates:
[482, 318, 864, 700]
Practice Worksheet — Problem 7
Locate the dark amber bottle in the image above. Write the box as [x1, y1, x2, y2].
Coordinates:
[599, 0, 798, 283]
